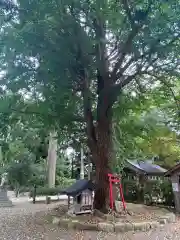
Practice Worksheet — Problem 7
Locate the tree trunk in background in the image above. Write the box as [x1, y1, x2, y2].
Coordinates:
[47, 130, 57, 188]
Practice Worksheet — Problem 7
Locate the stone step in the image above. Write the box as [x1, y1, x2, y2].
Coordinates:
[0, 197, 10, 200]
[0, 201, 13, 207]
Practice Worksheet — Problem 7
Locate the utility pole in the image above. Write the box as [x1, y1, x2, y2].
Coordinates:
[80, 147, 84, 179]
[87, 151, 91, 180]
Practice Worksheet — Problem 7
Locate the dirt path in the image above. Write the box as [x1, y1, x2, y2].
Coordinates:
[0, 202, 180, 239]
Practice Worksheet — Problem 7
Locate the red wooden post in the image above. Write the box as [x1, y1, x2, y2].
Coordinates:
[109, 175, 114, 210]
[108, 173, 126, 211]
[119, 183, 126, 210]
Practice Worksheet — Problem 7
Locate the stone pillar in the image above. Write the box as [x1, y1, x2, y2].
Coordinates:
[171, 174, 180, 213]
[0, 187, 12, 207]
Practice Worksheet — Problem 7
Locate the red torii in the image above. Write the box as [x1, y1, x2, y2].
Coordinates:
[108, 173, 126, 211]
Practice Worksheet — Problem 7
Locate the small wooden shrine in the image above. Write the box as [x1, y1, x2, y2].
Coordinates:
[61, 179, 95, 215]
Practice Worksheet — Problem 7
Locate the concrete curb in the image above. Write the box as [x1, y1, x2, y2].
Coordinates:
[52, 212, 176, 233]
[158, 213, 176, 224]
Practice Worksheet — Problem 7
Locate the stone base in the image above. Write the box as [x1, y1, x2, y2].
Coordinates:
[52, 212, 176, 233]
[0, 200, 13, 207]
[0, 188, 13, 207]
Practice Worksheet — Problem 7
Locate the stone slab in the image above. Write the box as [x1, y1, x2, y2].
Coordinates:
[98, 222, 114, 232]
[52, 217, 61, 225]
[159, 213, 176, 224]
[133, 222, 148, 231]
[114, 223, 126, 232]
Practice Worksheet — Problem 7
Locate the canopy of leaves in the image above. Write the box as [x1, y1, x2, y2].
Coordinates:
[0, 0, 180, 173]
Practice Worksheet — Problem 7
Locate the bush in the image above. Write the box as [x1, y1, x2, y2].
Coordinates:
[55, 177, 75, 189]
[121, 179, 138, 202]
[143, 180, 162, 205]
[160, 180, 174, 206]
[28, 174, 46, 187]
[29, 178, 76, 198]
[29, 186, 62, 198]
[144, 179, 174, 206]
[121, 178, 174, 206]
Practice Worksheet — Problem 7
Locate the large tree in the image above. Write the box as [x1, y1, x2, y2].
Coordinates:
[0, 0, 180, 212]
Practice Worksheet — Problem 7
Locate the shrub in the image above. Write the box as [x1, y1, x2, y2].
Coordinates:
[29, 178, 76, 198]
[55, 177, 75, 189]
[144, 180, 162, 205]
[121, 179, 138, 202]
[144, 179, 174, 206]
[160, 180, 174, 206]
[28, 174, 46, 187]
[6, 162, 33, 197]
[121, 178, 174, 206]
[29, 186, 62, 198]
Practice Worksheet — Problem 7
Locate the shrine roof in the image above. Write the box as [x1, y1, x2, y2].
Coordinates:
[125, 160, 167, 176]
[165, 162, 180, 176]
[61, 179, 95, 197]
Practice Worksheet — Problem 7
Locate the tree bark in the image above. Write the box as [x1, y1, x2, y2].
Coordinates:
[47, 130, 57, 188]
[93, 117, 113, 213]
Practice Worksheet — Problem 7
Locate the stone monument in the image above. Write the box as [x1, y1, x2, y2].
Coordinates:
[0, 173, 13, 207]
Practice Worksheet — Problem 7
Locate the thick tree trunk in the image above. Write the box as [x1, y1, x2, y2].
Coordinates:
[93, 119, 112, 213]
[81, 9, 114, 213]
[47, 130, 57, 188]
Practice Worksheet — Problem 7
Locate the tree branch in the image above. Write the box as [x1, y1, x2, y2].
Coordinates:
[121, 0, 135, 28]
[111, 26, 140, 81]
[111, 0, 153, 81]
[97, 69, 143, 121]
[0, 108, 84, 122]
[148, 74, 180, 112]
[81, 70, 97, 152]
[0, 0, 18, 11]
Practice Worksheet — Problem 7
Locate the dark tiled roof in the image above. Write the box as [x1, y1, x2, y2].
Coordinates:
[60, 179, 95, 197]
[126, 160, 167, 175]
[165, 163, 180, 176]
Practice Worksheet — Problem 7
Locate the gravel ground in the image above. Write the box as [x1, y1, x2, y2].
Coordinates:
[0, 202, 180, 240]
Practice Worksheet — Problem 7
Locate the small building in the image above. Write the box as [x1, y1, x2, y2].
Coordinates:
[165, 163, 180, 212]
[61, 179, 95, 215]
[122, 160, 167, 203]
[123, 160, 167, 180]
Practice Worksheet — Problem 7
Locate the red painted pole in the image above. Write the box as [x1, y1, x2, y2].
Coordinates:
[119, 183, 126, 210]
[109, 175, 114, 210]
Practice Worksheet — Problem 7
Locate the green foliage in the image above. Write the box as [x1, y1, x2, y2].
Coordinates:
[0, 0, 180, 210]
[56, 155, 72, 179]
[123, 179, 174, 206]
[0, 0, 179, 137]
[29, 177, 76, 197]
[121, 178, 174, 206]
[55, 177, 75, 189]
[6, 161, 33, 195]
[28, 163, 47, 187]
[122, 179, 138, 202]
[113, 93, 180, 169]
[29, 187, 62, 198]
[161, 180, 174, 206]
